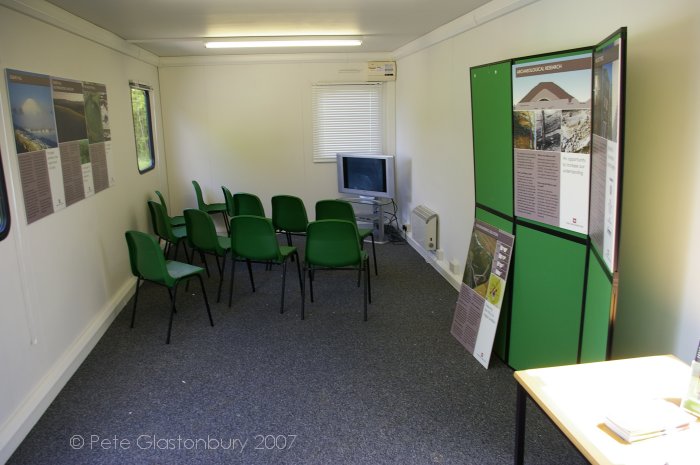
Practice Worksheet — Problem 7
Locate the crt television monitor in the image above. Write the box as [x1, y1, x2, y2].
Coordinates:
[336, 153, 395, 199]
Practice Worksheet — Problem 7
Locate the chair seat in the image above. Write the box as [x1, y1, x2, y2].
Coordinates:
[358, 228, 373, 240]
[218, 236, 231, 249]
[166, 260, 205, 280]
[279, 245, 297, 260]
[172, 225, 187, 239]
[205, 202, 227, 213]
[171, 215, 186, 227]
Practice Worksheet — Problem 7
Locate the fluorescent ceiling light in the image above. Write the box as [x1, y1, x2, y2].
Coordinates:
[205, 39, 362, 49]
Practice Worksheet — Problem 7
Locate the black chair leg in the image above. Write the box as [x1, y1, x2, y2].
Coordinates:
[295, 252, 303, 294]
[200, 251, 210, 277]
[280, 260, 287, 313]
[166, 282, 180, 344]
[247, 259, 256, 292]
[167, 288, 176, 313]
[367, 258, 372, 304]
[197, 274, 214, 326]
[130, 277, 141, 328]
[215, 254, 226, 303]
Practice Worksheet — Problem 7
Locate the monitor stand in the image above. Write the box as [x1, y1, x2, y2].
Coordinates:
[340, 196, 392, 243]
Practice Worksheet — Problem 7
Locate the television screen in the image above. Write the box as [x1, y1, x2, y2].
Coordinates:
[343, 157, 387, 193]
[336, 153, 395, 199]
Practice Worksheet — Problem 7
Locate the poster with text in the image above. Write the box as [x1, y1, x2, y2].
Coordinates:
[512, 52, 592, 233]
[6, 69, 112, 224]
[589, 31, 625, 273]
[451, 220, 514, 368]
[7, 69, 65, 224]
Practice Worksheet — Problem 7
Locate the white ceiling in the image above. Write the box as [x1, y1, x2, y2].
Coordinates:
[42, 0, 493, 57]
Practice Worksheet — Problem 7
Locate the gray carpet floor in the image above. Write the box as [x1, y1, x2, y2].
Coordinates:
[7, 236, 587, 465]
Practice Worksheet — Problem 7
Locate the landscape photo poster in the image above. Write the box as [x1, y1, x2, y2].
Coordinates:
[451, 220, 514, 368]
[588, 29, 626, 273]
[512, 51, 593, 234]
[6, 69, 112, 224]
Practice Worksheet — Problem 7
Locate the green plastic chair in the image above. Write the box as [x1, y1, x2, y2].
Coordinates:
[272, 195, 309, 247]
[229, 215, 302, 313]
[125, 230, 213, 344]
[315, 199, 378, 275]
[184, 208, 255, 302]
[155, 190, 185, 227]
[221, 185, 236, 219]
[233, 192, 266, 217]
[302, 219, 371, 321]
[192, 180, 229, 233]
[148, 201, 190, 262]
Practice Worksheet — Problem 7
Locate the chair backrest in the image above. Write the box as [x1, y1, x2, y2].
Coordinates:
[147, 199, 160, 237]
[184, 208, 224, 254]
[222, 185, 235, 217]
[233, 192, 265, 217]
[192, 180, 206, 210]
[305, 219, 362, 268]
[149, 200, 178, 242]
[315, 199, 356, 224]
[272, 195, 308, 233]
[230, 215, 281, 261]
[125, 230, 173, 286]
[155, 190, 170, 215]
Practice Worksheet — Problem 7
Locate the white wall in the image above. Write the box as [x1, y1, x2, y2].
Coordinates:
[395, 0, 700, 361]
[158, 59, 395, 227]
[0, 5, 164, 461]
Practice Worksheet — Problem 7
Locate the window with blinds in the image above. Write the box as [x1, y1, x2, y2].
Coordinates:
[312, 83, 383, 162]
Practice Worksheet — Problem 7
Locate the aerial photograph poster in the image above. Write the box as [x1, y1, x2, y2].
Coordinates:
[451, 220, 514, 368]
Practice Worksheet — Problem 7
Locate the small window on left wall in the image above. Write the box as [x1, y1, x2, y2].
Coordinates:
[130, 82, 156, 173]
[0, 149, 11, 241]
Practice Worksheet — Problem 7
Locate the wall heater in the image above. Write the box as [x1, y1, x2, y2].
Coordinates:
[411, 205, 438, 251]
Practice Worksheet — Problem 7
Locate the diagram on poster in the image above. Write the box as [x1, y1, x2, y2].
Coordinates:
[6, 69, 112, 224]
[512, 52, 592, 233]
[451, 220, 514, 368]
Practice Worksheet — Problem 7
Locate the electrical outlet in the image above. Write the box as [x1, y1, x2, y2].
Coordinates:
[402, 224, 411, 233]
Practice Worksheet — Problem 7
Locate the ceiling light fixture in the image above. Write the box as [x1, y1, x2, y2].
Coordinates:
[205, 38, 362, 49]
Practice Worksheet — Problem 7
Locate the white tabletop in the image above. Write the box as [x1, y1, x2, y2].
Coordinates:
[514, 355, 700, 465]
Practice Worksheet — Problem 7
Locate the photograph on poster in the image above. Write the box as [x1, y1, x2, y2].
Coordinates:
[7, 71, 58, 154]
[463, 226, 497, 298]
[512, 52, 592, 233]
[52, 79, 88, 143]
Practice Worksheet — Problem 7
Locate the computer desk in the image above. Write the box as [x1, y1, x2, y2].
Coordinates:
[514, 355, 700, 465]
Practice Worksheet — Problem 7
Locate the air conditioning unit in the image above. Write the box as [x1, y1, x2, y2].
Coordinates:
[411, 205, 438, 251]
[367, 61, 396, 81]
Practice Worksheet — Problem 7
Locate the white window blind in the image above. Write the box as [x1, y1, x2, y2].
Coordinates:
[312, 83, 383, 162]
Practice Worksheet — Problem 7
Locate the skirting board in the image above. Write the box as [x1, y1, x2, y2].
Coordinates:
[405, 233, 462, 291]
[0, 277, 136, 463]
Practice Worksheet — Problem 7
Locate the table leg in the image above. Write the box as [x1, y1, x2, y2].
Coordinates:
[514, 384, 526, 465]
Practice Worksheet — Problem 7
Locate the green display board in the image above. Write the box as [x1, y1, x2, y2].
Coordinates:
[508, 224, 587, 370]
[476, 207, 514, 360]
[471, 61, 513, 217]
[580, 250, 614, 362]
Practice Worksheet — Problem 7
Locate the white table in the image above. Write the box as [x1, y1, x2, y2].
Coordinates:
[514, 355, 700, 465]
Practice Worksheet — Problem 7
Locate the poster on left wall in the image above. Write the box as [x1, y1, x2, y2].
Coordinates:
[6, 69, 112, 224]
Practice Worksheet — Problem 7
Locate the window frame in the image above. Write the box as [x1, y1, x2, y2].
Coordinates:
[311, 82, 384, 163]
[129, 82, 156, 174]
[0, 148, 10, 241]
